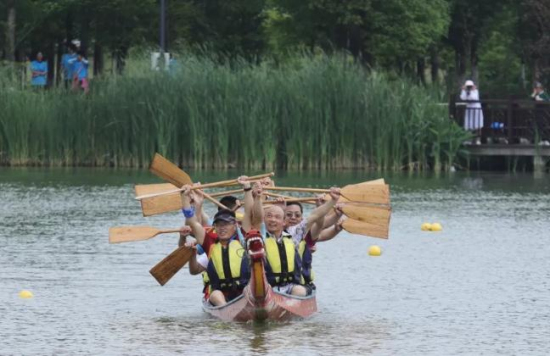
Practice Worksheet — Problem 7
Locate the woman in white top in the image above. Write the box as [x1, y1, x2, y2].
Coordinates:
[460, 80, 484, 143]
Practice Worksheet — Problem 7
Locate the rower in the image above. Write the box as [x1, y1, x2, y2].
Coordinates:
[255, 186, 341, 296]
[181, 179, 254, 306]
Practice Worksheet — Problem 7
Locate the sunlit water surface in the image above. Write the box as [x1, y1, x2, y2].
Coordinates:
[1, 168, 549, 355]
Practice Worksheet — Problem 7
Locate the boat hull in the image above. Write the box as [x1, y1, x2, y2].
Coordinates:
[202, 284, 317, 322]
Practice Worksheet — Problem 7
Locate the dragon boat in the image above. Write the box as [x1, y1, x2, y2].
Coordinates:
[202, 233, 317, 322]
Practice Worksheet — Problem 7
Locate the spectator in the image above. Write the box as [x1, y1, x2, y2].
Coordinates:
[460, 80, 484, 144]
[531, 82, 550, 102]
[69, 51, 89, 94]
[61, 43, 77, 89]
[30, 52, 48, 89]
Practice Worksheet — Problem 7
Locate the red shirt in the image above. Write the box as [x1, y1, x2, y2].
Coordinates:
[201, 226, 245, 257]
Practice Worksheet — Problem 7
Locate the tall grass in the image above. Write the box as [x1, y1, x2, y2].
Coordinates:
[0, 53, 470, 171]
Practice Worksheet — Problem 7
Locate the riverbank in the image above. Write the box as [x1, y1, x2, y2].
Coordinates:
[0, 54, 468, 171]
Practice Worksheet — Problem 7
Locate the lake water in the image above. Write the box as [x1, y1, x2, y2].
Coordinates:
[1, 168, 549, 355]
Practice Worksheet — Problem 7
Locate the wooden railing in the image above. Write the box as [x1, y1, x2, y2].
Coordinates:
[450, 99, 550, 144]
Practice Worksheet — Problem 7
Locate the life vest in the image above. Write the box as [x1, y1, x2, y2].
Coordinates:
[298, 240, 314, 285]
[264, 234, 300, 286]
[207, 239, 249, 292]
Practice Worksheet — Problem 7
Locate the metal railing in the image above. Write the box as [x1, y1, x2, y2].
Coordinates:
[450, 99, 550, 144]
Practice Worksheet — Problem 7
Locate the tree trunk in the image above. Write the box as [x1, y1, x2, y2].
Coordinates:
[56, 38, 64, 85]
[93, 42, 104, 76]
[6, 0, 16, 62]
[417, 58, 426, 85]
[430, 46, 439, 84]
[46, 41, 55, 88]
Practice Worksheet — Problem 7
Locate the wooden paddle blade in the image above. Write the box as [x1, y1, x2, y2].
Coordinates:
[141, 193, 182, 216]
[341, 205, 391, 227]
[149, 153, 193, 187]
[326, 178, 385, 203]
[341, 184, 390, 205]
[135, 183, 177, 197]
[342, 219, 389, 239]
[109, 226, 161, 244]
[150, 246, 194, 286]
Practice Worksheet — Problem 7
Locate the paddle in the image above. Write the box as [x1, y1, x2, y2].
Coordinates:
[340, 204, 391, 227]
[342, 218, 389, 239]
[264, 183, 390, 205]
[135, 172, 275, 200]
[210, 188, 244, 198]
[135, 183, 176, 197]
[149, 153, 193, 188]
[149, 246, 194, 286]
[109, 226, 181, 244]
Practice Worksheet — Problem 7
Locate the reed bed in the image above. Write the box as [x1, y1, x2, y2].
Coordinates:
[0, 53, 469, 171]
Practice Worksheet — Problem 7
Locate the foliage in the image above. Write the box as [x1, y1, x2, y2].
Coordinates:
[0, 53, 466, 171]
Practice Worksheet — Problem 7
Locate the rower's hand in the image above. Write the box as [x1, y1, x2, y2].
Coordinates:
[191, 183, 204, 206]
[180, 184, 193, 205]
[179, 226, 192, 238]
[260, 177, 274, 187]
[334, 203, 344, 217]
[315, 194, 326, 207]
[252, 182, 263, 198]
[238, 176, 252, 191]
[335, 216, 345, 233]
[184, 236, 199, 249]
[329, 187, 341, 202]
[275, 197, 286, 207]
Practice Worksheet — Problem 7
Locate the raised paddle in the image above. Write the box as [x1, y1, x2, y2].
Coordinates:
[149, 153, 193, 188]
[135, 172, 275, 200]
[135, 183, 176, 197]
[150, 246, 194, 286]
[109, 226, 182, 244]
[264, 184, 390, 205]
[210, 188, 244, 198]
[342, 218, 389, 239]
[340, 204, 391, 227]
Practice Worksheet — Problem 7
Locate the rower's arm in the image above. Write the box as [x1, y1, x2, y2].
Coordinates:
[251, 183, 264, 230]
[241, 177, 253, 232]
[181, 186, 205, 245]
[317, 224, 342, 242]
[306, 188, 340, 231]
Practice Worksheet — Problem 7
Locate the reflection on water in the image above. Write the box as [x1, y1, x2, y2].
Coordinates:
[1, 168, 550, 355]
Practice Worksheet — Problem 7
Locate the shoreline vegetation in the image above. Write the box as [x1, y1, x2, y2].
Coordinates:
[0, 53, 470, 171]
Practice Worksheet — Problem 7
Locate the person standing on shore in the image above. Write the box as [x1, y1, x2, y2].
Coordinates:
[531, 82, 550, 102]
[30, 52, 48, 89]
[69, 51, 90, 94]
[61, 43, 77, 89]
[460, 80, 484, 144]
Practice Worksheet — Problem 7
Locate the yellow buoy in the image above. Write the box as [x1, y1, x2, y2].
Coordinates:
[368, 245, 382, 256]
[421, 223, 432, 231]
[19, 290, 34, 299]
[430, 223, 443, 231]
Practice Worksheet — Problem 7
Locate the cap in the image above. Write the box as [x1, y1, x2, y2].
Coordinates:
[465, 80, 474, 86]
[213, 209, 236, 224]
[535, 82, 543, 88]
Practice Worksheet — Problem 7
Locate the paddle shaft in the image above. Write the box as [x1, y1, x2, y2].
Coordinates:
[265, 186, 329, 193]
[209, 189, 244, 198]
[157, 229, 182, 235]
[135, 172, 274, 200]
[203, 192, 230, 210]
[263, 197, 317, 204]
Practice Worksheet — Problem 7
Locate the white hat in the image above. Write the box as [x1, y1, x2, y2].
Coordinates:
[464, 80, 474, 86]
